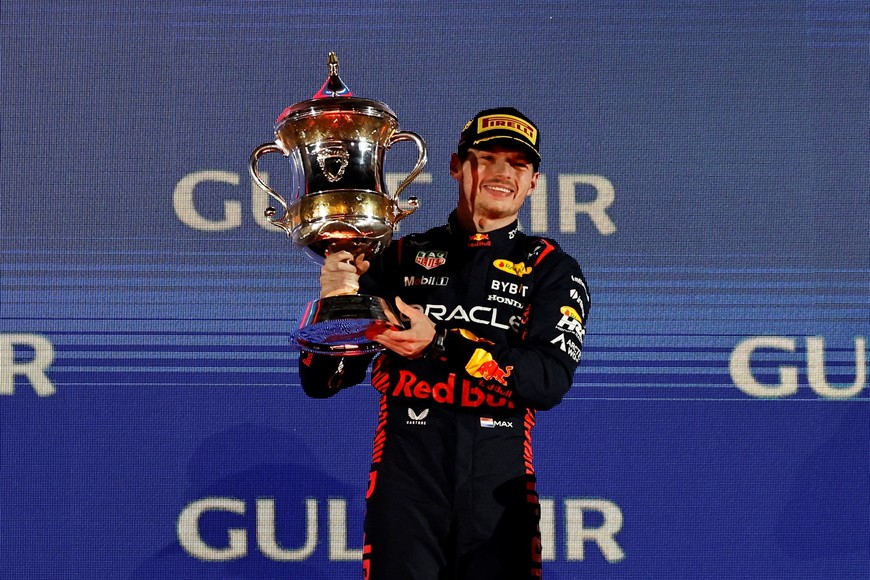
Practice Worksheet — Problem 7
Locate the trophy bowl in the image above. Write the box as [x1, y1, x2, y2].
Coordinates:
[250, 53, 427, 355]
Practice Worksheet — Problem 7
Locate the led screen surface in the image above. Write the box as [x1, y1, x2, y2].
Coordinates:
[1, 2, 867, 578]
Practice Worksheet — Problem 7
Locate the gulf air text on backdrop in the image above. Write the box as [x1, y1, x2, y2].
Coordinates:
[176, 496, 625, 564]
[730, 336, 866, 399]
[171, 170, 617, 235]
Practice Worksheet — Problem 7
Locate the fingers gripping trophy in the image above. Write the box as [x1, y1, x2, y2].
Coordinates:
[250, 53, 427, 355]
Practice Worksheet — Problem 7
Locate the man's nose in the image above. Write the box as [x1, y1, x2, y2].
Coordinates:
[489, 158, 512, 175]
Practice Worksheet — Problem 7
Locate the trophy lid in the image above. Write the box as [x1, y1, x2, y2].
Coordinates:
[275, 53, 396, 125]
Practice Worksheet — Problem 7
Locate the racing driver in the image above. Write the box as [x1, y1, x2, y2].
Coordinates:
[298, 107, 591, 579]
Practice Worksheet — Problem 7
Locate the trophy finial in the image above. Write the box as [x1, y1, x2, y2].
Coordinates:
[313, 52, 352, 99]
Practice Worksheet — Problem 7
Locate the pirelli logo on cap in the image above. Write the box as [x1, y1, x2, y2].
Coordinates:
[477, 114, 538, 143]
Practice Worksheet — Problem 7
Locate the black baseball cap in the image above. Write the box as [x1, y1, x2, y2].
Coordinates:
[457, 107, 541, 163]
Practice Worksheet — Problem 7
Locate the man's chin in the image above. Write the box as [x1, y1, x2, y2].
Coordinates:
[477, 201, 519, 219]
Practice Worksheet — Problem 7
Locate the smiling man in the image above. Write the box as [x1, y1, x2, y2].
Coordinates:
[452, 109, 541, 233]
[299, 107, 591, 579]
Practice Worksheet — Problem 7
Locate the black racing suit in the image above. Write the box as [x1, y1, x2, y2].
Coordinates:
[299, 212, 590, 579]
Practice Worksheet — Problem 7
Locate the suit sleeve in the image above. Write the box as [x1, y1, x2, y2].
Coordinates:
[436, 248, 590, 410]
[298, 351, 374, 398]
[296, 245, 395, 399]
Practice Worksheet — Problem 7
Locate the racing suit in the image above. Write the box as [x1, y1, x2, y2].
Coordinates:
[299, 212, 590, 579]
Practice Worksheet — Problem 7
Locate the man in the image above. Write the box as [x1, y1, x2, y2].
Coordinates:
[298, 107, 590, 579]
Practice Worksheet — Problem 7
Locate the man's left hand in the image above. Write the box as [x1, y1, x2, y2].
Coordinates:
[369, 297, 436, 359]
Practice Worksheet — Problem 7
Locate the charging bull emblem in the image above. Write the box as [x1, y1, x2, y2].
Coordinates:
[466, 348, 513, 386]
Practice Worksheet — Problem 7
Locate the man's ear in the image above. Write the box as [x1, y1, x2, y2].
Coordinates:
[526, 172, 540, 198]
[449, 152, 461, 179]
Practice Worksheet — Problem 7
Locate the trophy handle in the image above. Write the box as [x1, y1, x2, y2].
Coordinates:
[249, 142, 294, 232]
[386, 131, 427, 223]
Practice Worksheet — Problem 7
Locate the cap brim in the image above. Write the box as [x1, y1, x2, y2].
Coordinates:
[471, 135, 541, 162]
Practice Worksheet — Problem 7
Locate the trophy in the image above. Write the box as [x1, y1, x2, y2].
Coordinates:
[250, 53, 427, 355]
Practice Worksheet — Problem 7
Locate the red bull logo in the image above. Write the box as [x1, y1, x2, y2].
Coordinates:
[474, 359, 513, 386]
[467, 233, 491, 248]
[466, 348, 514, 386]
[391, 370, 515, 409]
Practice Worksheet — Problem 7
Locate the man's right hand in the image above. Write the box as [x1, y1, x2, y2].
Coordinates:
[320, 250, 370, 298]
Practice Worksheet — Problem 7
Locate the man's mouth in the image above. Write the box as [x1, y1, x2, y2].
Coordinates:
[482, 182, 514, 197]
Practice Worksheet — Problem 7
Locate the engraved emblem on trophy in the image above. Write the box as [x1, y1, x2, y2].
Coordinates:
[250, 53, 427, 355]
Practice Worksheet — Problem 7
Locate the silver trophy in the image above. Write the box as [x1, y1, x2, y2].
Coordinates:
[250, 53, 427, 355]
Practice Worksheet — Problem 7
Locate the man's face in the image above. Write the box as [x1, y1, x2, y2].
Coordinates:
[450, 145, 539, 228]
